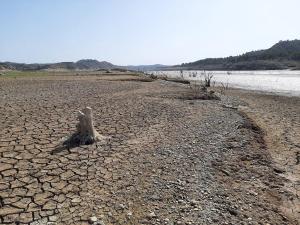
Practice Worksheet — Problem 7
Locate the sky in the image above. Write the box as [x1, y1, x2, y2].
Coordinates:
[0, 0, 300, 65]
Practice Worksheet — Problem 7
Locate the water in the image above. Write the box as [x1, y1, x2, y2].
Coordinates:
[152, 70, 300, 97]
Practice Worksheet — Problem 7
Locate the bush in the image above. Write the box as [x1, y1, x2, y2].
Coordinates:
[149, 73, 158, 80]
[187, 81, 218, 100]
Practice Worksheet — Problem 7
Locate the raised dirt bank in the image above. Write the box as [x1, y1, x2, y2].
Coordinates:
[224, 88, 300, 224]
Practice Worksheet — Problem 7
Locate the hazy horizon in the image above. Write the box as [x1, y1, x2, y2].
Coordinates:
[1, 0, 300, 65]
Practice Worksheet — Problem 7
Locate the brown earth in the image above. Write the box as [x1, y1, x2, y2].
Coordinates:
[0, 74, 298, 225]
[224, 89, 300, 224]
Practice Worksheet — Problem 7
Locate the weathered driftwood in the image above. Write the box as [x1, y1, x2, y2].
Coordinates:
[64, 107, 104, 147]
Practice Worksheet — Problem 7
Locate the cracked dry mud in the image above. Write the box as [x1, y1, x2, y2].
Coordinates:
[0, 75, 297, 225]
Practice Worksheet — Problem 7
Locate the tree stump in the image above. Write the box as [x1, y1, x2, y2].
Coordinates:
[64, 107, 105, 147]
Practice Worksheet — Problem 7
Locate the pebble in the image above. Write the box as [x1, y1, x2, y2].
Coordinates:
[97, 220, 106, 225]
[118, 203, 125, 210]
[147, 212, 157, 219]
[89, 216, 98, 224]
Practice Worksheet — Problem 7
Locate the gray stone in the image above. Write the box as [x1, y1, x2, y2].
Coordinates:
[89, 216, 98, 224]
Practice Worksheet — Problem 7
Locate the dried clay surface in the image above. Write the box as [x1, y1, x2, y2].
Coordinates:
[0, 75, 297, 225]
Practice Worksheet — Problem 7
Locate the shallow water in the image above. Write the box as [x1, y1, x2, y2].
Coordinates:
[153, 70, 300, 97]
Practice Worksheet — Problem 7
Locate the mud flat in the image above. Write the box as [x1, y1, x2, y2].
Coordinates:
[0, 73, 298, 224]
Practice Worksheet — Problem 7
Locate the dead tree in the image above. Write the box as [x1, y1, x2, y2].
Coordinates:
[63, 107, 105, 147]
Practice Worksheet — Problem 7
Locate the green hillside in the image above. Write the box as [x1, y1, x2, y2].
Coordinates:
[180, 40, 300, 70]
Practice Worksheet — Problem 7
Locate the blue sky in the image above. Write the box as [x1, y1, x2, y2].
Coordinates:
[1, 0, 299, 65]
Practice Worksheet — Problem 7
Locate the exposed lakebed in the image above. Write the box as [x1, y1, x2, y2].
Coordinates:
[153, 70, 300, 97]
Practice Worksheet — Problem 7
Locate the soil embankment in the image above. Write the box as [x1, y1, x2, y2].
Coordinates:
[226, 89, 300, 224]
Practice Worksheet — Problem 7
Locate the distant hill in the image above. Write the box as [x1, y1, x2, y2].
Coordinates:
[2, 40, 299, 72]
[75, 59, 115, 70]
[0, 59, 118, 71]
[0, 59, 167, 72]
[126, 64, 168, 71]
[179, 40, 300, 70]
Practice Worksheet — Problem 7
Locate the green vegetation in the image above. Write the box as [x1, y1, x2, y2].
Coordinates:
[180, 40, 300, 70]
[0, 70, 146, 79]
[1, 71, 49, 78]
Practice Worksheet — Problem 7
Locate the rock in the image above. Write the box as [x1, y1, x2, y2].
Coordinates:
[237, 105, 251, 112]
[119, 203, 125, 209]
[163, 218, 170, 224]
[89, 216, 98, 224]
[96, 220, 106, 225]
[117, 203, 125, 210]
[147, 212, 157, 219]
[223, 104, 238, 110]
[227, 207, 238, 216]
[190, 199, 198, 206]
[228, 141, 240, 149]
[273, 167, 285, 174]
[220, 169, 231, 176]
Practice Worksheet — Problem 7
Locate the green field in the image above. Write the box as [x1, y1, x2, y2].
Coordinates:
[1, 71, 49, 78]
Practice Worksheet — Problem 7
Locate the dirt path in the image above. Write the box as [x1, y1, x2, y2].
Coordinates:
[0, 76, 296, 224]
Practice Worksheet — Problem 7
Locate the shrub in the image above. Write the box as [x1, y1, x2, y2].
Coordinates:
[149, 73, 158, 80]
